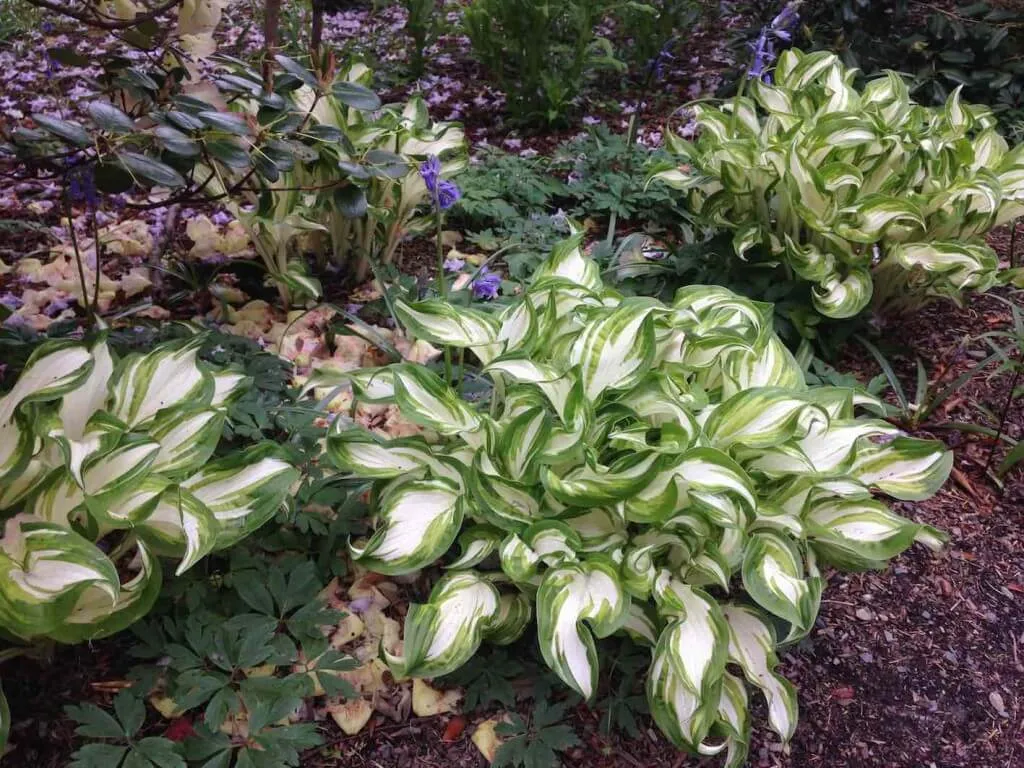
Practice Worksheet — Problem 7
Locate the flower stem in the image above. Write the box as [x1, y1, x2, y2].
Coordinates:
[434, 201, 452, 386]
[65, 197, 92, 326]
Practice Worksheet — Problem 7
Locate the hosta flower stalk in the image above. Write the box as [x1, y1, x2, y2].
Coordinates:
[316, 232, 952, 764]
[0, 334, 298, 643]
[651, 49, 1023, 320]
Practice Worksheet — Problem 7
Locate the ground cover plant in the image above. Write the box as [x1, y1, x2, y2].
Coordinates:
[0, 0, 1021, 767]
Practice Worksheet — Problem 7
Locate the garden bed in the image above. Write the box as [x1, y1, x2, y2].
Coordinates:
[1, 2, 1023, 768]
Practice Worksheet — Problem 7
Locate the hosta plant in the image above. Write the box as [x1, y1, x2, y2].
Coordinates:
[312, 233, 952, 764]
[0, 334, 297, 644]
[652, 48, 1024, 320]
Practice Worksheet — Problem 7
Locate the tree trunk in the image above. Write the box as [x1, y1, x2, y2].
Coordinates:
[262, 0, 282, 92]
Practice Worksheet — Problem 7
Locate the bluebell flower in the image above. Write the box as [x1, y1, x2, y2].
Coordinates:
[747, 30, 775, 80]
[436, 179, 461, 210]
[647, 38, 677, 83]
[67, 164, 98, 208]
[771, 2, 800, 40]
[443, 257, 465, 272]
[420, 155, 441, 194]
[420, 155, 461, 210]
[747, 2, 800, 81]
[471, 267, 501, 301]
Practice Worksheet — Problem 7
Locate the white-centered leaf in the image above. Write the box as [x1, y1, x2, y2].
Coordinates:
[385, 571, 499, 678]
[350, 478, 464, 574]
[722, 604, 798, 742]
[536, 558, 629, 700]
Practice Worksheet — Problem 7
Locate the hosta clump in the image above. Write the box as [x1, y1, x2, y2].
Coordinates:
[652, 48, 1024, 320]
[0, 335, 297, 643]
[314, 234, 952, 764]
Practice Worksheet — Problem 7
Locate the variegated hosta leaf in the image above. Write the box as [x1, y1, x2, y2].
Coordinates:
[568, 299, 661, 401]
[447, 525, 504, 570]
[622, 545, 657, 599]
[537, 558, 629, 700]
[392, 363, 482, 435]
[0, 515, 120, 638]
[715, 672, 751, 768]
[888, 241, 998, 290]
[469, 452, 542, 531]
[497, 299, 537, 355]
[110, 335, 214, 428]
[24, 469, 84, 526]
[723, 604, 798, 742]
[806, 496, 945, 569]
[300, 366, 396, 403]
[58, 339, 114, 442]
[559, 507, 627, 553]
[742, 531, 819, 632]
[851, 437, 953, 501]
[149, 408, 226, 476]
[52, 411, 126, 489]
[531, 231, 601, 291]
[704, 388, 827, 450]
[745, 418, 900, 476]
[520, 520, 582, 567]
[385, 571, 499, 678]
[685, 544, 732, 591]
[0, 416, 36, 485]
[136, 485, 219, 574]
[499, 533, 541, 584]
[543, 452, 660, 508]
[210, 368, 251, 408]
[46, 540, 162, 643]
[646, 632, 719, 752]
[326, 427, 436, 479]
[652, 576, 729, 707]
[350, 478, 464, 574]
[484, 591, 533, 645]
[81, 437, 161, 511]
[0, 457, 45, 511]
[0, 341, 94, 425]
[620, 601, 659, 646]
[484, 356, 577, 425]
[182, 443, 298, 548]
[498, 406, 550, 482]
[394, 298, 499, 348]
[626, 449, 756, 527]
[99, 475, 172, 528]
